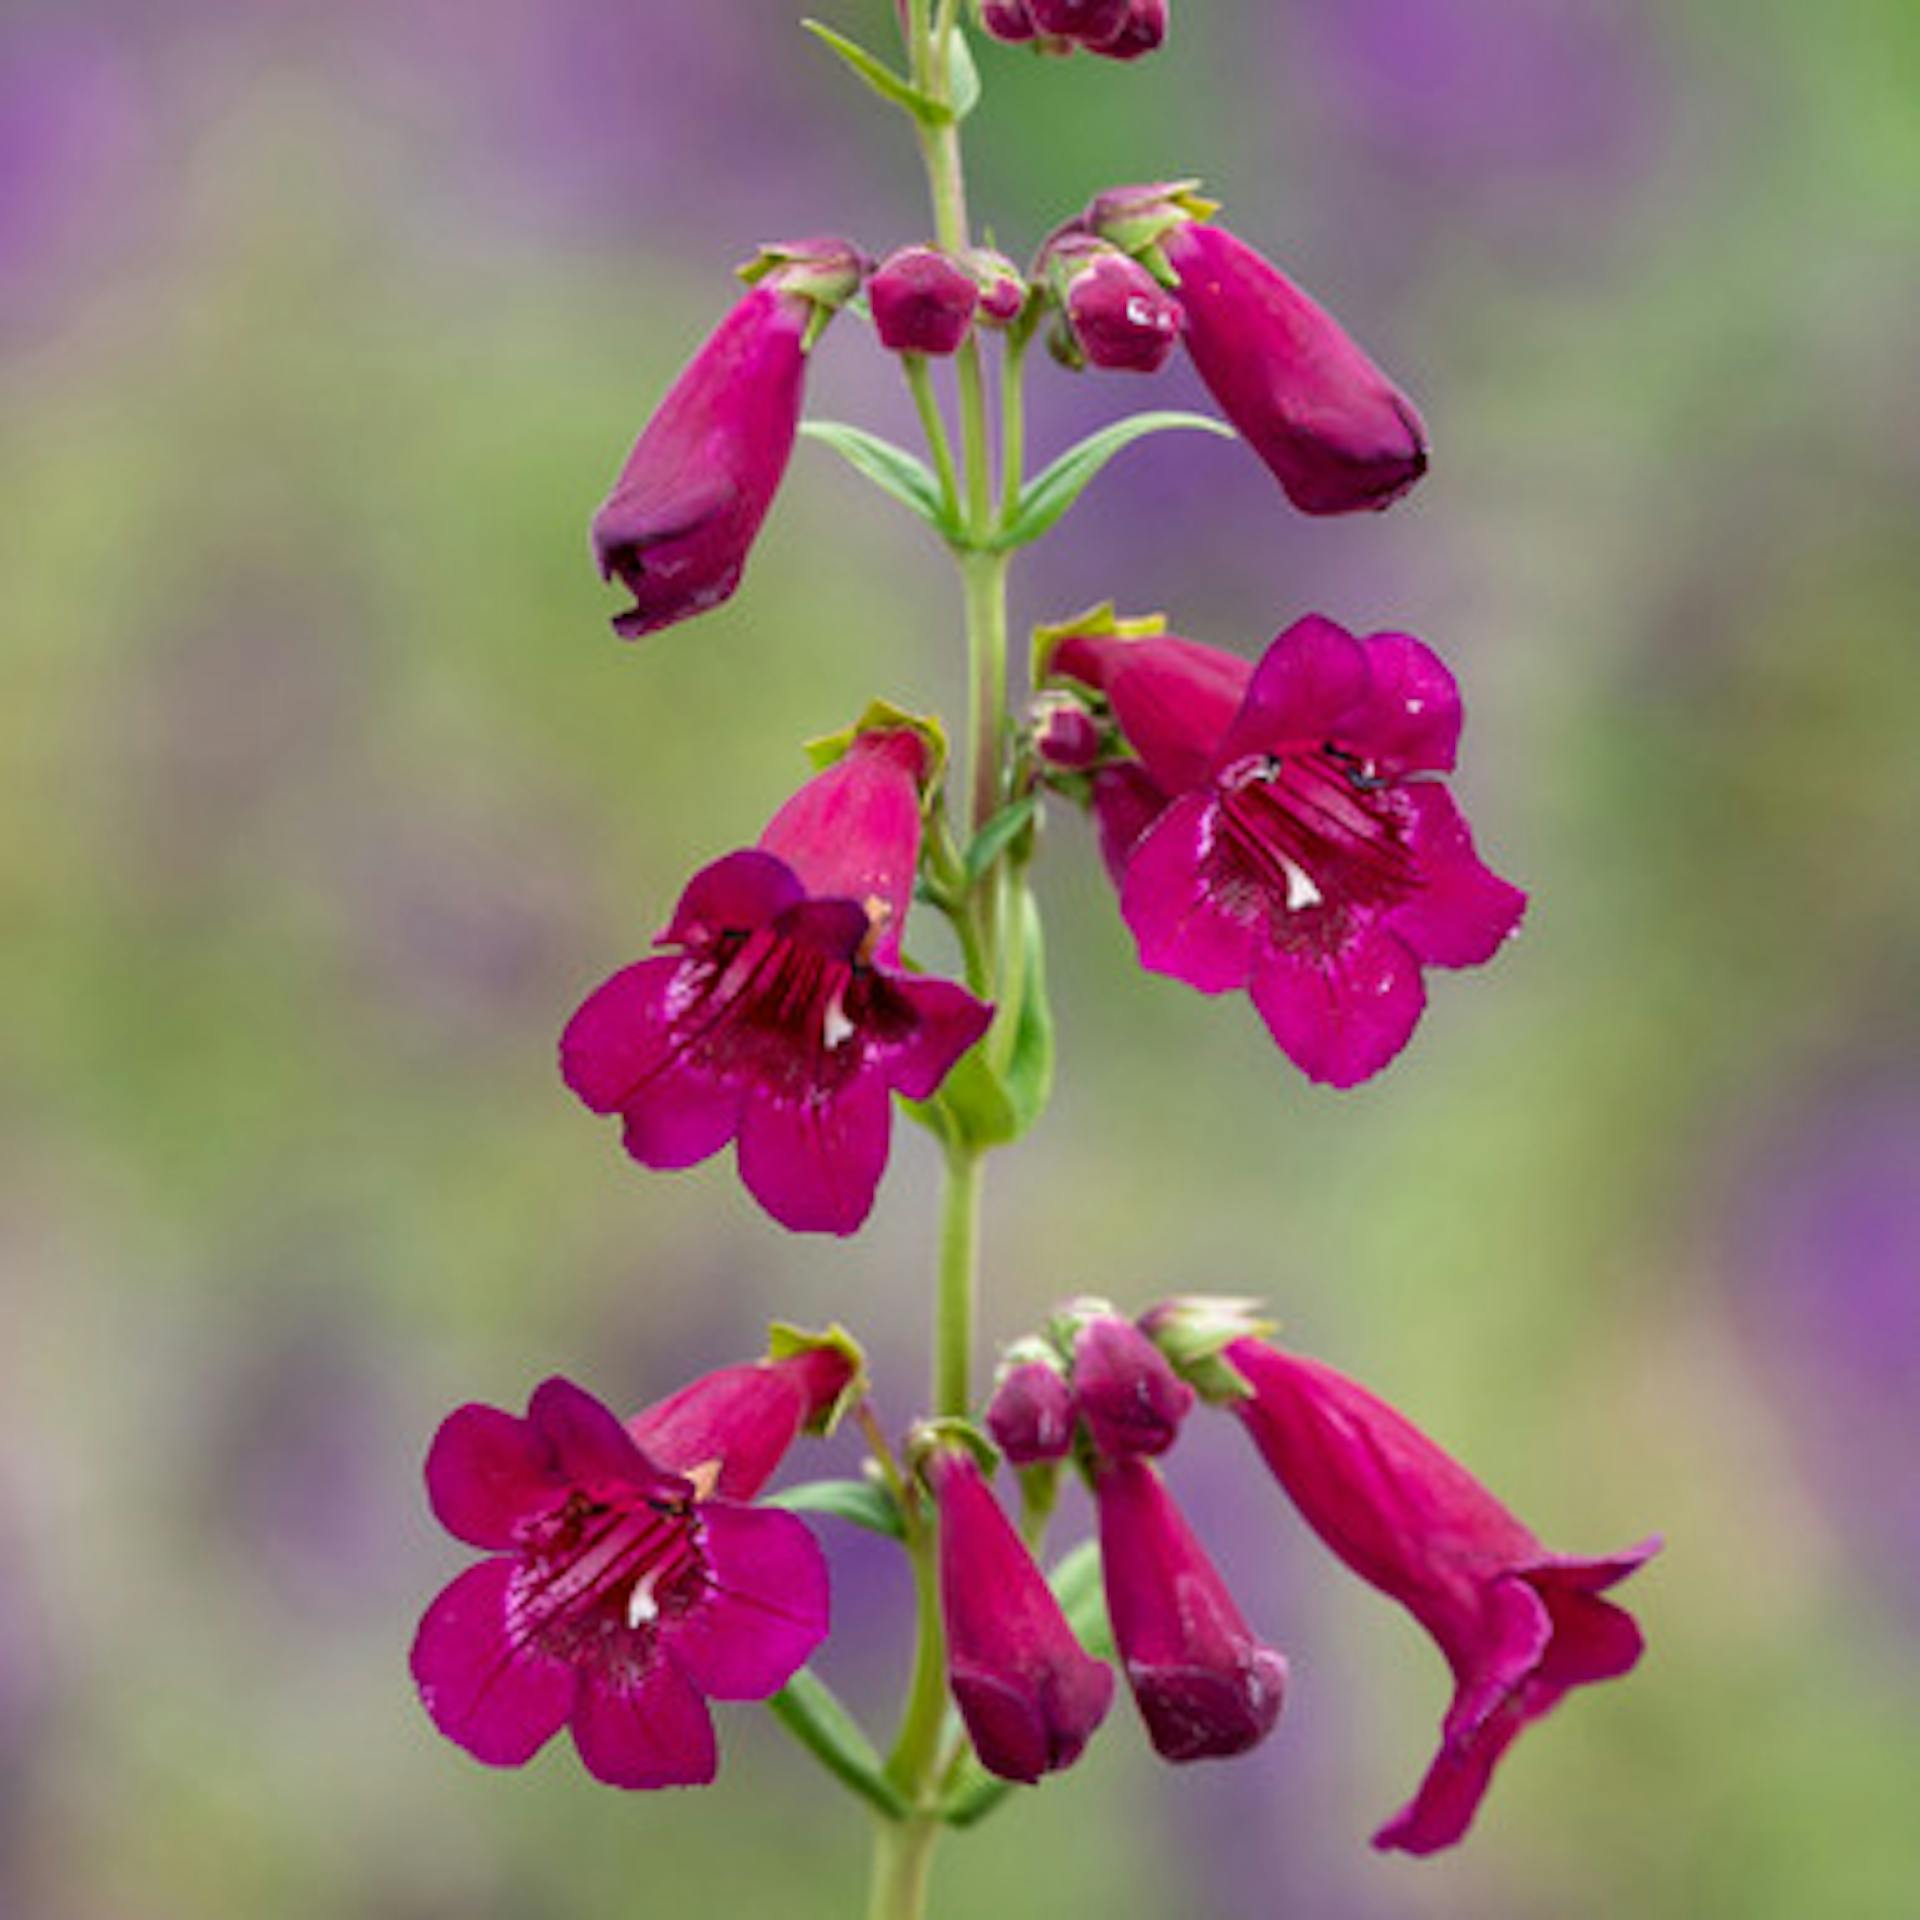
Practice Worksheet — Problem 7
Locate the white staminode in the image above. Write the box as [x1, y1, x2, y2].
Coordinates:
[627, 1568, 662, 1629]
[1279, 856, 1324, 912]
[823, 991, 856, 1050]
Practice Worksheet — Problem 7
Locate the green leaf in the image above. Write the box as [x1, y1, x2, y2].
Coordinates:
[768, 1670, 910, 1820]
[945, 22, 982, 120]
[765, 1477, 906, 1541]
[998, 889, 1055, 1138]
[801, 421, 957, 536]
[997, 411, 1235, 550]
[800, 20, 945, 125]
[963, 796, 1038, 885]
[915, 1042, 1019, 1151]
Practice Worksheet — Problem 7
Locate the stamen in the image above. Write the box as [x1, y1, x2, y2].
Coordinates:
[627, 1568, 662, 1629]
[1279, 857, 1324, 912]
[823, 989, 856, 1050]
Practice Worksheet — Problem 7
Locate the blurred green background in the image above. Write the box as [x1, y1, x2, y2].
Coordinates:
[6, 0, 1919, 1914]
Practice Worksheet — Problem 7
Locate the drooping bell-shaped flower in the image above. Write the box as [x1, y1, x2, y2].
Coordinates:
[1050, 615, 1525, 1087]
[590, 238, 863, 639]
[1071, 1312, 1195, 1460]
[1029, 0, 1133, 42]
[870, 245, 980, 357]
[561, 723, 992, 1234]
[411, 1372, 830, 1789]
[929, 1446, 1116, 1782]
[978, 0, 1040, 45]
[1083, 185, 1425, 513]
[1095, 1454, 1288, 1761]
[1224, 1337, 1659, 1854]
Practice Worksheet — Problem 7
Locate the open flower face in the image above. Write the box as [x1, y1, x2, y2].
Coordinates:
[1057, 616, 1525, 1087]
[561, 728, 991, 1234]
[1225, 1339, 1658, 1852]
[411, 1376, 829, 1789]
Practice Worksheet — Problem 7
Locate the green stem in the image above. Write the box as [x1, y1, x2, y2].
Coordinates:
[960, 547, 1010, 837]
[935, 1141, 984, 1417]
[903, 355, 963, 524]
[866, 1814, 941, 1920]
[998, 333, 1029, 527]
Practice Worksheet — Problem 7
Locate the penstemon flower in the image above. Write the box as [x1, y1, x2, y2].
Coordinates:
[414, 8, 1658, 1911]
[591, 237, 863, 638]
[560, 722, 991, 1234]
[411, 1365, 835, 1787]
[1222, 1337, 1660, 1854]
[1049, 613, 1527, 1086]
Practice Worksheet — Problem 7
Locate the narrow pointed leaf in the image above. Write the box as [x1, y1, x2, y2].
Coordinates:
[766, 1477, 907, 1541]
[769, 1670, 911, 1820]
[801, 20, 946, 125]
[997, 411, 1235, 550]
[801, 421, 958, 536]
[963, 796, 1039, 885]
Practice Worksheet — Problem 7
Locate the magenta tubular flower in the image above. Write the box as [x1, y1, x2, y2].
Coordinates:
[561, 727, 992, 1234]
[930, 1448, 1115, 1781]
[590, 242, 858, 639]
[1091, 0, 1169, 60]
[1060, 617, 1525, 1087]
[985, 1356, 1078, 1464]
[1065, 250, 1184, 373]
[1072, 1314, 1195, 1460]
[1096, 1455, 1287, 1761]
[1225, 1338, 1660, 1854]
[1150, 217, 1427, 514]
[870, 246, 980, 357]
[411, 1375, 828, 1788]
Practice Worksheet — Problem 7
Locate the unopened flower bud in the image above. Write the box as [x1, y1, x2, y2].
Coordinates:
[978, 0, 1039, 44]
[1030, 0, 1131, 42]
[986, 1348, 1078, 1464]
[1089, 0, 1168, 60]
[968, 248, 1029, 328]
[1073, 1314, 1195, 1460]
[1033, 695, 1104, 772]
[870, 245, 980, 357]
[1065, 248, 1183, 373]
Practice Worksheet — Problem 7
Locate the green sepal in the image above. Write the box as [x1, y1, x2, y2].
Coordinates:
[764, 1476, 906, 1541]
[995, 411, 1235, 551]
[768, 1669, 911, 1821]
[907, 1415, 1000, 1480]
[799, 420, 963, 540]
[801, 698, 950, 797]
[766, 1320, 869, 1434]
[1032, 600, 1170, 687]
[1139, 1295, 1277, 1405]
[1086, 178, 1220, 257]
[963, 795, 1039, 884]
[800, 19, 949, 126]
[736, 239, 866, 312]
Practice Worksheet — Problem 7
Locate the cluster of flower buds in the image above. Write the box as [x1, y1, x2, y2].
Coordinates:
[979, 0, 1168, 61]
[939, 1296, 1658, 1851]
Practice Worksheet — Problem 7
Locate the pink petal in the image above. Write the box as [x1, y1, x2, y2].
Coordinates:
[1443, 1574, 1553, 1746]
[665, 848, 804, 945]
[627, 1364, 807, 1500]
[527, 1378, 670, 1495]
[425, 1404, 563, 1550]
[569, 1650, 718, 1789]
[736, 1071, 891, 1236]
[559, 956, 710, 1118]
[1100, 636, 1255, 794]
[1120, 793, 1258, 993]
[881, 974, 994, 1102]
[1090, 763, 1174, 885]
[669, 1503, 830, 1701]
[1390, 785, 1528, 969]
[411, 1559, 576, 1767]
[1533, 1584, 1647, 1689]
[1372, 1697, 1529, 1856]
[1349, 632, 1462, 774]
[1213, 616, 1372, 767]
[1247, 924, 1426, 1087]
